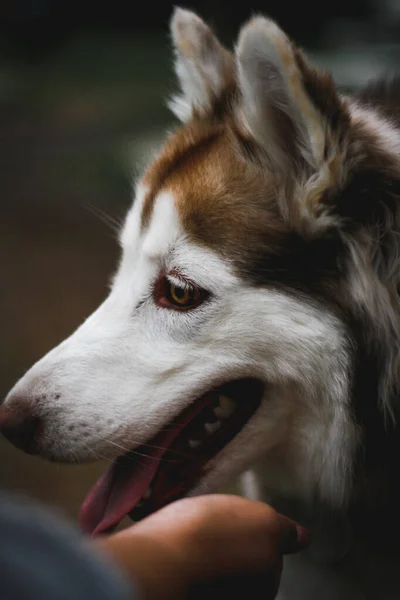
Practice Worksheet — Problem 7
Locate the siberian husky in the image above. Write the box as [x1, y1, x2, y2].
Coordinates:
[2, 8, 400, 598]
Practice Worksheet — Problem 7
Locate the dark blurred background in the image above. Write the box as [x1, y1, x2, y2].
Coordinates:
[1, 0, 399, 524]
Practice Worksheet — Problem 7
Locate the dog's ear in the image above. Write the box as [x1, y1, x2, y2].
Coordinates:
[235, 16, 349, 173]
[234, 16, 352, 232]
[169, 7, 234, 122]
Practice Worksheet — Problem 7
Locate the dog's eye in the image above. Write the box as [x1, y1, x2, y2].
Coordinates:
[154, 276, 207, 311]
[169, 282, 196, 306]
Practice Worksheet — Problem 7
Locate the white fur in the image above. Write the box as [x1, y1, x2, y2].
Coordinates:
[141, 191, 182, 259]
[6, 188, 357, 510]
[169, 7, 232, 121]
[350, 102, 400, 157]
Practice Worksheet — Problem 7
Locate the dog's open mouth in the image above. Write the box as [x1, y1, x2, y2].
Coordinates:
[79, 378, 263, 536]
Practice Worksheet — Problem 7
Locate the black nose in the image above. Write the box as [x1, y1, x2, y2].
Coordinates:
[0, 404, 41, 454]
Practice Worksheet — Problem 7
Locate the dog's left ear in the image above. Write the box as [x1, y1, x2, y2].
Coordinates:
[235, 16, 351, 230]
[169, 7, 234, 121]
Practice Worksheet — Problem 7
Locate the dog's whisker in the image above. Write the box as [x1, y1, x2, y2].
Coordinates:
[94, 434, 160, 453]
[95, 437, 135, 453]
[80, 440, 150, 470]
[95, 434, 187, 459]
[128, 444, 188, 459]
[120, 448, 180, 464]
[84, 203, 123, 235]
[79, 441, 115, 464]
[93, 437, 181, 464]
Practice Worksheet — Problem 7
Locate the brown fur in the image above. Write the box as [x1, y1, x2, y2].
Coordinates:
[141, 120, 291, 262]
[141, 123, 223, 228]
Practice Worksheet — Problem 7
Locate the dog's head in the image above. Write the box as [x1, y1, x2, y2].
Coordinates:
[3, 9, 400, 535]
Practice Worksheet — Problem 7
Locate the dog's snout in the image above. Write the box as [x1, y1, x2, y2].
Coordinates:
[0, 402, 42, 455]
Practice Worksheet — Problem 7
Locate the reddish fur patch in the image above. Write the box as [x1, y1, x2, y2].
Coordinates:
[141, 122, 223, 228]
[141, 119, 290, 266]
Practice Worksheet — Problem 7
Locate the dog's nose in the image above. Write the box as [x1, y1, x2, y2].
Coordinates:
[0, 404, 41, 454]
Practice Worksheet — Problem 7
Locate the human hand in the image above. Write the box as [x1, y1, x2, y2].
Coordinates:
[97, 494, 310, 600]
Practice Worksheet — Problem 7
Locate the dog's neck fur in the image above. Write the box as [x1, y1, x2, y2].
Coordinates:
[243, 336, 400, 599]
[245, 434, 400, 599]
[346, 94, 400, 568]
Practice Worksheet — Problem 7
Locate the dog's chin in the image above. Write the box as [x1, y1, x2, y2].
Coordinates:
[78, 377, 264, 536]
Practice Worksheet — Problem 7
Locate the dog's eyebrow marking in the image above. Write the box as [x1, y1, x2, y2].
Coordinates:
[142, 191, 181, 259]
[140, 125, 222, 230]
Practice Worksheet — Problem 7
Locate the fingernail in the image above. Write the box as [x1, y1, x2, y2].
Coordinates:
[280, 525, 311, 554]
[295, 525, 311, 548]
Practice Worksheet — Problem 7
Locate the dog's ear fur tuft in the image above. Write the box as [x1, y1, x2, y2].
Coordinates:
[169, 7, 234, 121]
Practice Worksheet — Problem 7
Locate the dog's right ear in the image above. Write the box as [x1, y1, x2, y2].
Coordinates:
[169, 7, 234, 122]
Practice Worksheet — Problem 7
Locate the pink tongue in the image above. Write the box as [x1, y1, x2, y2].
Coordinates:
[79, 440, 165, 536]
[79, 396, 212, 536]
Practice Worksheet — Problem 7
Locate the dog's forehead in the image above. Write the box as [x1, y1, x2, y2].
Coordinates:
[124, 122, 285, 266]
[119, 181, 239, 291]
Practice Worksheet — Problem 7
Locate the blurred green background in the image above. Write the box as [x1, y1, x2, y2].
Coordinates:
[1, 0, 400, 524]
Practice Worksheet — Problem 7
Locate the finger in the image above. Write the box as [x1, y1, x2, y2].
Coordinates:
[272, 515, 311, 555]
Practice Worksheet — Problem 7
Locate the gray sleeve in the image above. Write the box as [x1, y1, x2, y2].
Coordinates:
[0, 492, 137, 600]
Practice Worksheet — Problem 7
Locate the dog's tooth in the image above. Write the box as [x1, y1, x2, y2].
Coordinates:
[220, 395, 237, 413]
[143, 488, 152, 500]
[188, 439, 201, 449]
[214, 395, 237, 419]
[205, 421, 221, 435]
[213, 407, 225, 418]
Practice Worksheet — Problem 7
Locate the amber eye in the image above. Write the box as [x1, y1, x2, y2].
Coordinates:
[169, 282, 195, 306]
[154, 275, 207, 311]
[166, 280, 201, 308]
